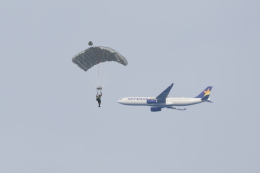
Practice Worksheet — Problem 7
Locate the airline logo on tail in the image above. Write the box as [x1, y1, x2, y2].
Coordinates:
[195, 86, 213, 100]
[203, 88, 211, 97]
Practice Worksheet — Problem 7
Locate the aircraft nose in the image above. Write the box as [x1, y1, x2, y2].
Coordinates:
[118, 98, 125, 104]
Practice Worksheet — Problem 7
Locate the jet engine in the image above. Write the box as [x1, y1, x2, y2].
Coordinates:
[147, 99, 157, 104]
[151, 107, 161, 112]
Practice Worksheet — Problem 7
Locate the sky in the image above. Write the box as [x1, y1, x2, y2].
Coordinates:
[1, 0, 260, 172]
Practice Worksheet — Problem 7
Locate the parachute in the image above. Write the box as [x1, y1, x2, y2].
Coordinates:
[72, 46, 128, 72]
[72, 45, 128, 93]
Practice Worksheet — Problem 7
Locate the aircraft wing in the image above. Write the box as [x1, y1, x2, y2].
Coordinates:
[156, 83, 174, 103]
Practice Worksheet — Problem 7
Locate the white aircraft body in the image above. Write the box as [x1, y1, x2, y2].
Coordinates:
[118, 83, 213, 112]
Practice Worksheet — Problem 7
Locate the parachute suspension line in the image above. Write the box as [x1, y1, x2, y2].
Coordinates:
[96, 53, 102, 95]
[100, 48, 108, 88]
[100, 48, 106, 87]
[102, 49, 110, 88]
[97, 48, 106, 89]
[98, 57, 100, 87]
[87, 49, 98, 89]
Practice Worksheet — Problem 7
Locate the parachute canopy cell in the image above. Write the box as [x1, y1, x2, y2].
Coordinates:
[72, 46, 128, 72]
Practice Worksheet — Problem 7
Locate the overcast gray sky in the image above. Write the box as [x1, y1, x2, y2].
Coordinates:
[1, 0, 260, 173]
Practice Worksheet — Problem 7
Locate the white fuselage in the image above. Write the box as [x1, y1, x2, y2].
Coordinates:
[118, 97, 202, 107]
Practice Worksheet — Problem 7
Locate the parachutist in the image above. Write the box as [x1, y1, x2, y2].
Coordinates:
[72, 46, 127, 105]
[88, 41, 93, 46]
[96, 91, 102, 107]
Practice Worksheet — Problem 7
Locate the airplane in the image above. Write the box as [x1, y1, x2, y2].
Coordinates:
[117, 83, 213, 112]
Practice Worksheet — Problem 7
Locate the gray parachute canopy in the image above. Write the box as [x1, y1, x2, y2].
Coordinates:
[72, 46, 128, 71]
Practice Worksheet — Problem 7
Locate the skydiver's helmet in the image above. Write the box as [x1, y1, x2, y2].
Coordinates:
[88, 41, 93, 46]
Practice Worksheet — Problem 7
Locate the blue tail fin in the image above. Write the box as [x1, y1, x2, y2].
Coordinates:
[195, 86, 213, 101]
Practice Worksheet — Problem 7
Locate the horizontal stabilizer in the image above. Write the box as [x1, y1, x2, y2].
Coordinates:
[205, 99, 213, 103]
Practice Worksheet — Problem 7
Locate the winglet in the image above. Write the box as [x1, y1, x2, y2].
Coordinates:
[156, 83, 174, 103]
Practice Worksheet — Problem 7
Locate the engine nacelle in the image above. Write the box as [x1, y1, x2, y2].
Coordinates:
[147, 99, 157, 104]
[151, 107, 162, 112]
